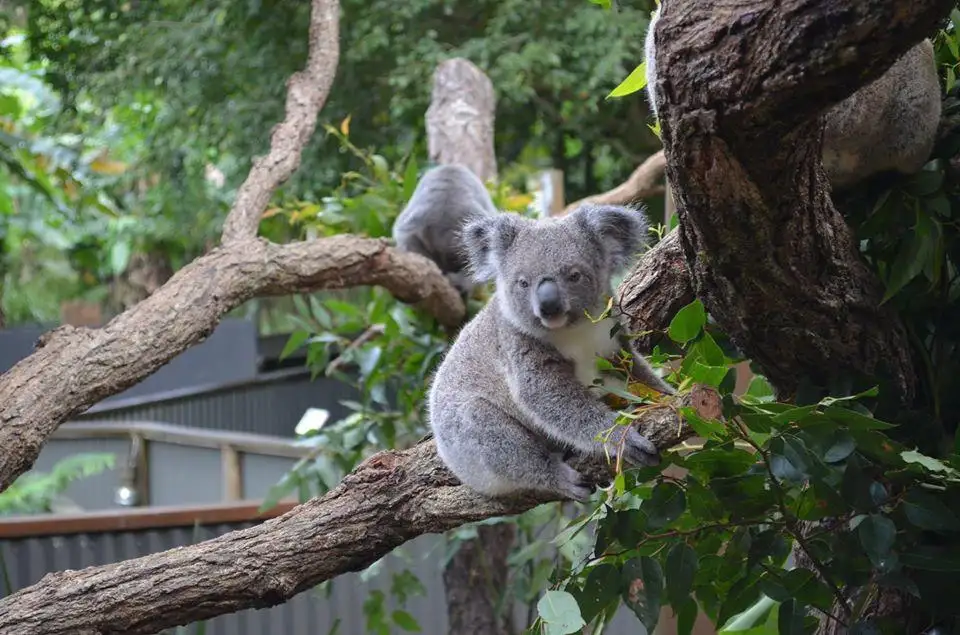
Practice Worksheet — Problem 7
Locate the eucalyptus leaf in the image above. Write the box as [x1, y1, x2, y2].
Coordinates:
[668, 300, 707, 344]
[537, 590, 586, 635]
[666, 543, 699, 606]
[858, 514, 897, 567]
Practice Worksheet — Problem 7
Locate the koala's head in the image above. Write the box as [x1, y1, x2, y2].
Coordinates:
[462, 204, 649, 333]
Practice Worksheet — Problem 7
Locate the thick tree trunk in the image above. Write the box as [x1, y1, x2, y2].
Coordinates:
[442, 523, 516, 635]
[650, 0, 951, 401]
[426, 56, 515, 635]
[649, 0, 955, 631]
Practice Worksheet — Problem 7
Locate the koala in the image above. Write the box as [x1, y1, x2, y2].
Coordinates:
[392, 164, 498, 297]
[427, 203, 676, 503]
[643, 4, 942, 191]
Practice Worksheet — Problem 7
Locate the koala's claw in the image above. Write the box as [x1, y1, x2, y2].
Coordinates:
[622, 428, 661, 467]
[558, 462, 595, 502]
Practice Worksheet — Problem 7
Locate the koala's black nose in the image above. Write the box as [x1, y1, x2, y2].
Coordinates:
[536, 279, 563, 317]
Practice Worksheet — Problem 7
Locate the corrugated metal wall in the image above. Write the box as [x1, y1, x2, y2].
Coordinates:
[0, 522, 650, 635]
[74, 370, 360, 438]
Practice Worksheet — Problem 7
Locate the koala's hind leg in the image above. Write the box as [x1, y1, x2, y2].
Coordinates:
[447, 399, 597, 502]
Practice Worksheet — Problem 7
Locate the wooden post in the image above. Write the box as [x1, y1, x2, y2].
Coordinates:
[221, 445, 242, 501]
[425, 57, 515, 635]
[537, 169, 565, 217]
[425, 59, 497, 184]
[132, 434, 150, 507]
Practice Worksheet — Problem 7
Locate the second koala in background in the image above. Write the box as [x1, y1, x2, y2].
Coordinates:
[428, 203, 675, 503]
[392, 164, 497, 297]
[643, 4, 942, 191]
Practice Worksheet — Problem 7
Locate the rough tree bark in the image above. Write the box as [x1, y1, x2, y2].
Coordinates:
[649, 0, 955, 631]
[0, 388, 719, 634]
[618, 231, 694, 352]
[426, 59, 498, 182]
[424, 57, 516, 635]
[0, 0, 464, 495]
[651, 0, 953, 402]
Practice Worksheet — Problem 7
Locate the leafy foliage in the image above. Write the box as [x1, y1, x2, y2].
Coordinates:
[529, 301, 960, 634]
[20, 0, 662, 211]
[0, 452, 115, 515]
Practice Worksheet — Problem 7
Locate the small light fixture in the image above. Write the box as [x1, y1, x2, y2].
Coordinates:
[113, 481, 138, 507]
[113, 435, 143, 507]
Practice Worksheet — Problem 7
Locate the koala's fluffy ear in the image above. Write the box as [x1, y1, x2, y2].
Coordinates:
[573, 203, 649, 271]
[461, 213, 522, 282]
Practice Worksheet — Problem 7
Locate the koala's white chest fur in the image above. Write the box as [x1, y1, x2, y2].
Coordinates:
[547, 316, 623, 389]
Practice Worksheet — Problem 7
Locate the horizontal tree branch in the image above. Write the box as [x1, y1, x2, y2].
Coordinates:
[0, 386, 719, 635]
[220, 0, 340, 244]
[563, 150, 666, 215]
[0, 236, 464, 493]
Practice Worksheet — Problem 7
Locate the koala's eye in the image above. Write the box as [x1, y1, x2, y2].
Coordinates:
[568, 270, 582, 283]
[518, 277, 529, 288]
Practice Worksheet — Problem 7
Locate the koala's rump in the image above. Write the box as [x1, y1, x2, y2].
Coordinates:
[428, 305, 550, 457]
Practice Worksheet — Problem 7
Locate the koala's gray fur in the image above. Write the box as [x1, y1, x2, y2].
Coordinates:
[392, 164, 498, 296]
[427, 204, 675, 502]
[821, 40, 941, 189]
[643, 4, 942, 191]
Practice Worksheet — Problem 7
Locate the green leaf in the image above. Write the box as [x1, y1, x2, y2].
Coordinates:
[690, 332, 726, 366]
[822, 431, 856, 463]
[668, 300, 707, 344]
[719, 595, 778, 633]
[902, 489, 960, 532]
[621, 557, 663, 631]
[681, 408, 726, 440]
[777, 599, 806, 635]
[607, 61, 647, 99]
[903, 170, 944, 197]
[280, 329, 310, 360]
[687, 361, 729, 388]
[109, 241, 132, 276]
[901, 450, 960, 477]
[391, 610, 421, 632]
[818, 385, 879, 406]
[823, 406, 896, 431]
[356, 346, 383, 378]
[771, 406, 818, 426]
[742, 376, 776, 403]
[676, 596, 699, 635]
[858, 514, 897, 567]
[259, 470, 302, 512]
[537, 590, 586, 635]
[901, 546, 960, 571]
[778, 569, 834, 612]
[576, 564, 622, 623]
[882, 207, 937, 303]
[666, 543, 699, 607]
[718, 576, 762, 627]
[644, 481, 687, 529]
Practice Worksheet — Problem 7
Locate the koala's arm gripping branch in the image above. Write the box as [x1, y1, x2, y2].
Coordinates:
[0, 386, 718, 635]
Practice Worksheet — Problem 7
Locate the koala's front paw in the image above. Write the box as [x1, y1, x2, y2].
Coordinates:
[620, 428, 661, 467]
[557, 462, 594, 503]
